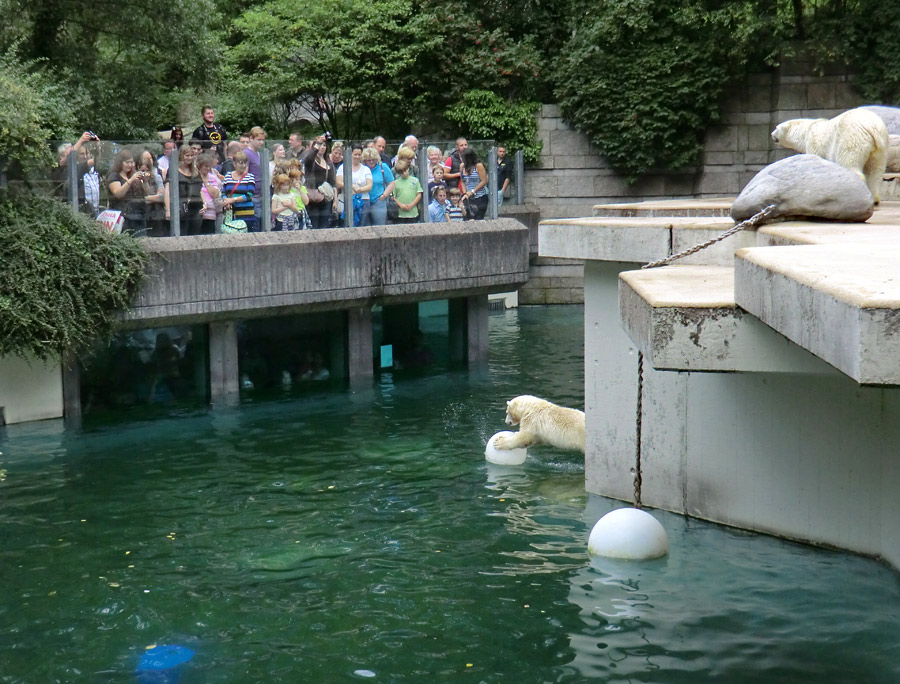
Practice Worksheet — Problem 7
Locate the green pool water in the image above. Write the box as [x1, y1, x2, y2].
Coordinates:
[2, 305, 899, 683]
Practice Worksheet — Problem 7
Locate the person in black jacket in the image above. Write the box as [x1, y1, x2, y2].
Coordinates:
[191, 105, 228, 163]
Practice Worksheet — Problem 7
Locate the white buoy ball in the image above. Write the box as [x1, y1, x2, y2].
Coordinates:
[588, 507, 669, 560]
[484, 431, 527, 465]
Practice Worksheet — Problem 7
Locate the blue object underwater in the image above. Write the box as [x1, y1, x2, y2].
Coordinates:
[136, 645, 194, 683]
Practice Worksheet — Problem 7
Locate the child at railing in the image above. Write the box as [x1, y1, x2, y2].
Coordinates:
[271, 173, 300, 231]
[289, 167, 311, 230]
[447, 188, 467, 221]
[391, 160, 422, 224]
[428, 165, 447, 202]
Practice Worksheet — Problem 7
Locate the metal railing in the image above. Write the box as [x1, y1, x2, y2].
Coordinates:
[39, 138, 527, 237]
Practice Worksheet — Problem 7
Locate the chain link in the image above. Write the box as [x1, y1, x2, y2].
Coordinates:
[641, 204, 777, 270]
[633, 351, 644, 510]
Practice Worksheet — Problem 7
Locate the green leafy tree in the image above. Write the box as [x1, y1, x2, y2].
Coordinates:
[403, 4, 545, 133]
[225, 0, 414, 139]
[0, 0, 223, 138]
[553, 0, 770, 180]
[0, 189, 148, 361]
[445, 90, 542, 162]
[0, 48, 76, 176]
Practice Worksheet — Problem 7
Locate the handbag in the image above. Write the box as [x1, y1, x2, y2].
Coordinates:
[386, 196, 400, 222]
[222, 217, 248, 233]
[221, 179, 249, 233]
[307, 187, 325, 203]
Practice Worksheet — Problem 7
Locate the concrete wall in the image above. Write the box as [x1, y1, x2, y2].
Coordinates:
[526, 59, 863, 219]
[582, 260, 900, 569]
[0, 356, 63, 425]
[127, 220, 529, 327]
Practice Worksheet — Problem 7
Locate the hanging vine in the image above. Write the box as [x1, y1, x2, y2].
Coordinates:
[0, 190, 149, 361]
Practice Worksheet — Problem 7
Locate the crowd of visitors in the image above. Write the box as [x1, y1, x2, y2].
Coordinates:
[51, 105, 516, 236]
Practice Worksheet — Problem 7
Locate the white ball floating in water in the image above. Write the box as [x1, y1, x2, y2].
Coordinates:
[484, 431, 527, 465]
[588, 507, 669, 560]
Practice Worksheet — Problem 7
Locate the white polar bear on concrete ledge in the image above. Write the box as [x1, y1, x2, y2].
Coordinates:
[493, 395, 586, 453]
[771, 107, 889, 203]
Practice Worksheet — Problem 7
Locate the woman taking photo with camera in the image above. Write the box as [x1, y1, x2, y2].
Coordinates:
[107, 149, 151, 236]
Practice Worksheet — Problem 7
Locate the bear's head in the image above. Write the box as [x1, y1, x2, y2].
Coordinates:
[505, 399, 519, 426]
[771, 122, 788, 146]
[505, 395, 542, 426]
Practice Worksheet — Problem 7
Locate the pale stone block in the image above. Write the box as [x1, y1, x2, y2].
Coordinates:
[807, 82, 836, 109]
[703, 151, 736, 166]
[776, 85, 808, 111]
[542, 104, 562, 118]
[742, 150, 769, 165]
[529, 175, 558, 198]
[558, 175, 596, 197]
[550, 129, 588, 156]
[748, 124, 774, 152]
[594, 174, 632, 196]
[697, 171, 741, 195]
[663, 174, 697, 196]
[631, 175, 666, 196]
[835, 83, 863, 110]
[705, 125, 737, 152]
[745, 112, 775, 125]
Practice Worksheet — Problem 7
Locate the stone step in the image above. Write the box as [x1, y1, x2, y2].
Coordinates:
[593, 198, 734, 218]
[540, 215, 752, 267]
[619, 265, 827, 374]
[735, 243, 900, 385]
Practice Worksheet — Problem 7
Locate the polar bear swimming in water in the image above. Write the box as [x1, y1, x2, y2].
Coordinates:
[771, 107, 889, 203]
[493, 395, 585, 453]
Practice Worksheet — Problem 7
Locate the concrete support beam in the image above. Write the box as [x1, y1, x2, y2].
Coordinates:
[448, 295, 489, 365]
[209, 321, 239, 405]
[466, 294, 489, 364]
[62, 353, 81, 430]
[347, 307, 373, 387]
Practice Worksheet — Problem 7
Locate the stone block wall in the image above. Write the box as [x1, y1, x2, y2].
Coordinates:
[526, 58, 864, 219]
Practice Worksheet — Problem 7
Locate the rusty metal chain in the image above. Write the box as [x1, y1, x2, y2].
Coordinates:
[633, 351, 644, 509]
[641, 204, 777, 270]
[631, 205, 776, 507]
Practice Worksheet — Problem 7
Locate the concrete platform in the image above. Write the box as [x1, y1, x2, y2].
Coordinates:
[543, 201, 900, 385]
[735, 243, 900, 385]
[593, 197, 734, 218]
[539, 215, 752, 267]
[619, 265, 825, 373]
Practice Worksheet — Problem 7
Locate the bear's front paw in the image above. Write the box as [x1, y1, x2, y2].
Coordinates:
[493, 434, 512, 450]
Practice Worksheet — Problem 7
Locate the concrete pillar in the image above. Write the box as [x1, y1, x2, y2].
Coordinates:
[347, 307, 373, 387]
[62, 352, 82, 430]
[209, 321, 239, 405]
[448, 295, 489, 365]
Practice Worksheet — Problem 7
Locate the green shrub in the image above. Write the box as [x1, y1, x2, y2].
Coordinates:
[445, 90, 542, 163]
[553, 0, 768, 181]
[0, 190, 148, 361]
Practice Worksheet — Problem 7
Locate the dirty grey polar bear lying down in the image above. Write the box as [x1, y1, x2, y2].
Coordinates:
[494, 395, 585, 453]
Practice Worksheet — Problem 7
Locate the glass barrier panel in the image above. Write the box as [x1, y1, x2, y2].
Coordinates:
[40, 137, 512, 234]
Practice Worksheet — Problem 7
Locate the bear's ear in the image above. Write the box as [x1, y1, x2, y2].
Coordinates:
[506, 400, 511, 407]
